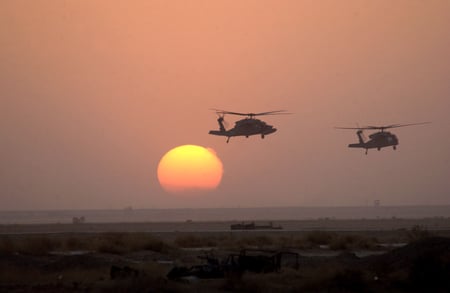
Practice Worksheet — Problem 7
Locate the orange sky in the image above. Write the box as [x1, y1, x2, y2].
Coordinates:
[1, 1, 450, 210]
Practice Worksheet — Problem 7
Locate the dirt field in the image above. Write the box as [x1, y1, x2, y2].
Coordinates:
[1, 219, 450, 292]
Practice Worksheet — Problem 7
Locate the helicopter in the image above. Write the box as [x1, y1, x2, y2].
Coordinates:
[335, 122, 430, 154]
[209, 109, 289, 143]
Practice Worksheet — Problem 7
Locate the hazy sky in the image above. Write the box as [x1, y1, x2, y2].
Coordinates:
[1, 1, 450, 210]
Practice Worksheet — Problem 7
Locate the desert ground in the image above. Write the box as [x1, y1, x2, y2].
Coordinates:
[1, 218, 450, 292]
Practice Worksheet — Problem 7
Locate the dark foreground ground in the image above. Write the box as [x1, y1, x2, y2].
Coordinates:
[1, 219, 450, 292]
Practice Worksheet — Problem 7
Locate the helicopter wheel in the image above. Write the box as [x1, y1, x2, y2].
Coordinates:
[377, 147, 381, 151]
[261, 134, 265, 139]
[393, 146, 397, 150]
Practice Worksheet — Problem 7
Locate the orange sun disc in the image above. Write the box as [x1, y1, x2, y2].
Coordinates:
[157, 145, 223, 193]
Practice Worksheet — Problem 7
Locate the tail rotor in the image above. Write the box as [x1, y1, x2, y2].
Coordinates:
[216, 112, 228, 132]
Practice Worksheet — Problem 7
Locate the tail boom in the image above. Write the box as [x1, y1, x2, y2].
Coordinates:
[208, 130, 228, 136]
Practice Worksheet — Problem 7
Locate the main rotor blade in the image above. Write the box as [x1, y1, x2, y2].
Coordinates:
[258, 111, 292, 116]
[383, 122, 431, 129]
[336, 122, 431, 130]
[252, 110, 290, 116]
[363, 122, 431, 129]
[364, 125, 399, 129]
[335, 127, 364, 130]
[210, 109, 290, 117]
[210, 109, 250, 116]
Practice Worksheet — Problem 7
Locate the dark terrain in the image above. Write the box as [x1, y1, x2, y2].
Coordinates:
[1, 221, 450, 292]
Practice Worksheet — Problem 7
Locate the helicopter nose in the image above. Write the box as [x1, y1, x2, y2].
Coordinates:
[265, 128, 277, 134]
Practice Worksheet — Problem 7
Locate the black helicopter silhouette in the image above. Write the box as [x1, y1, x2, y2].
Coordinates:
[335, 122, 430, 154]
[209, 109, 290, 143]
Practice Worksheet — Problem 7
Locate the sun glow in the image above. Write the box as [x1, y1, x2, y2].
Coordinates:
[157, 145, 223, 193]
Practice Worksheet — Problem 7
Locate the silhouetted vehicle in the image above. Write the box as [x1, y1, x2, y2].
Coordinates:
[167, 249, 299, 280]
[110, 265, 139, 279]
[167, 253, 224, 280]
[209, 109, 290, 143]
[335, 122, 430, 155]
[225, 249, 299, 273]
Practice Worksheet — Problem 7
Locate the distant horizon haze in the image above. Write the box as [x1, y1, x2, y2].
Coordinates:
[1, 205, 450, 225]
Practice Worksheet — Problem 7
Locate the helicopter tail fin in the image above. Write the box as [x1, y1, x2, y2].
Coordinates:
[217, 116, 226, 132]
[356, 130, 365, 144]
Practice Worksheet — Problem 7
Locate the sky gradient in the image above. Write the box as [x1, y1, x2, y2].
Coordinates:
[1, 1, 450, 210]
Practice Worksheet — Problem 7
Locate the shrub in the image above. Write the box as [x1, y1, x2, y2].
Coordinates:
[140, 236, 172, 253]
[18, 236, 59, 255]
[0, 236, 14, 255]
[277, 235, 296, 248]
[93, 233, 172, 254]
[64, 236, 88, 251]
[305, 231, 335, 246]
[236, 235, 274, 248]
[406, 225, 432, 242]
[331, 268, 368, 292]
[174, 234, 218, 248]
[93, 233, 127, 254]
[330, 234, 377, 250]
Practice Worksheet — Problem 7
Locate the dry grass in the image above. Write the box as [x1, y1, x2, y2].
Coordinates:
[92, 232, 173, 254]
[171, 231, 381, 251]
[0, 236, 14, 255]
[174, 234, 219, 248]
[0, 233, 173, 256]
[1, 230, 449, 292]
[236, 235, 274, 248]
[406, 225, 433, 241]
[0, 229, 398, 258]
[304, 230, 335, 245]
[329, 234, 378, 250]
[0, 235, 61, 255]
[221, 265, 377, 293]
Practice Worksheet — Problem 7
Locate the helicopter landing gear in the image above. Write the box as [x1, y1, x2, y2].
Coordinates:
[261, 134, 265, 139]
[226, 137, 230, 143]
[377, 147, 381, 151]
[365, 149, 368, 155]
[393, 145, 397, 150]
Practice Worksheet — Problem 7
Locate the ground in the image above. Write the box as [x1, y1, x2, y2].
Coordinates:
[1, 219, 450, 292]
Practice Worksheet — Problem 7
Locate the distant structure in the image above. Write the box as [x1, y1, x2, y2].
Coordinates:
[72, 216, 86, 224]
[230, 221, 283, 230]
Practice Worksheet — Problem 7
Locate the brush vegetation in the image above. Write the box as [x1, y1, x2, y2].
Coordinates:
[1, 225, 447, 292]
[0, 227, 432, 256]
[0, 232, 173, 256]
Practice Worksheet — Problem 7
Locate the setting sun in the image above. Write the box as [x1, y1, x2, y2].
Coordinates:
[157, 145, 223, 193]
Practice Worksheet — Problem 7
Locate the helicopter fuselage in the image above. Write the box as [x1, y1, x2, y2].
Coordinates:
[209, 109, 289, 143]
[209, 118, 277, 142]
[336, 122, 429, 155]
[349, 131, 398, 152]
